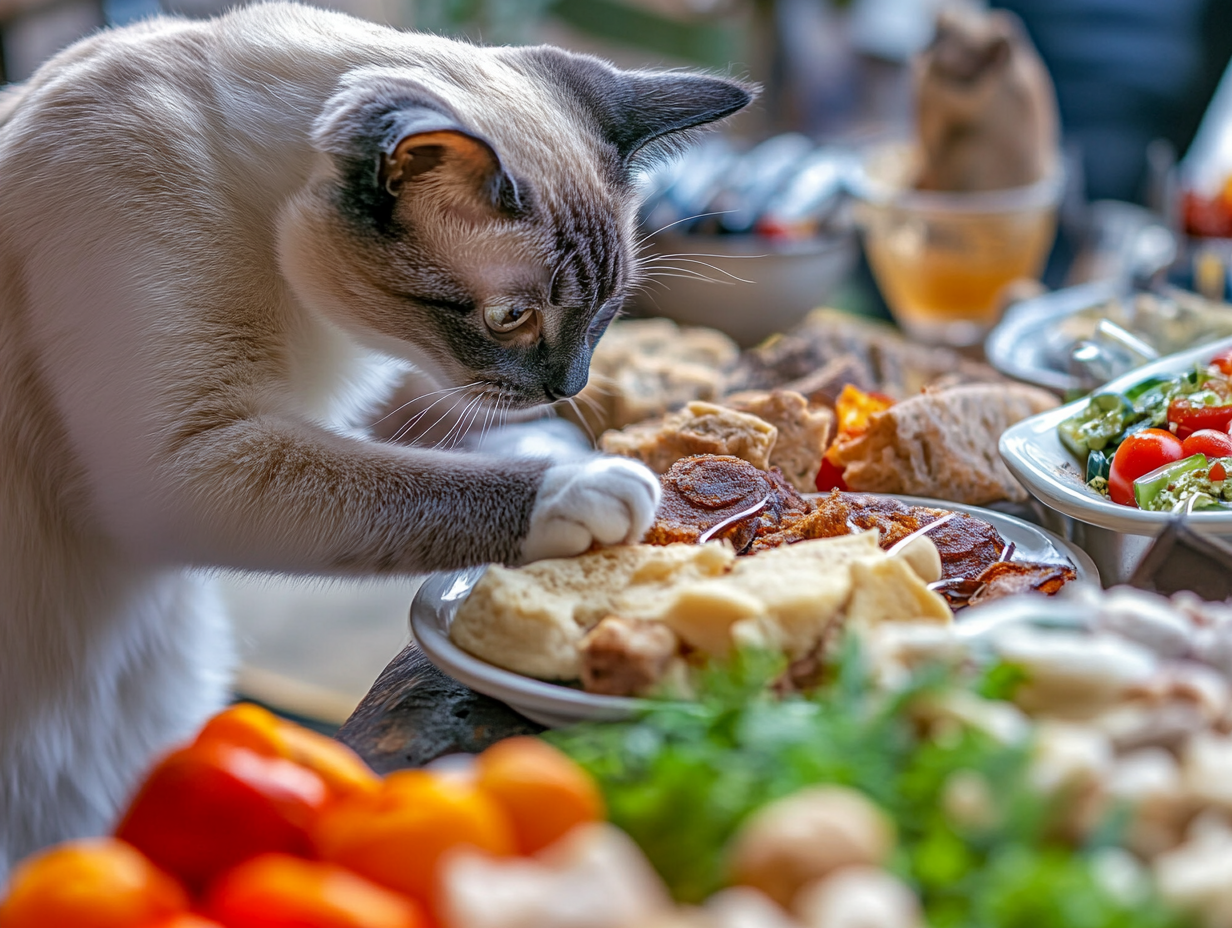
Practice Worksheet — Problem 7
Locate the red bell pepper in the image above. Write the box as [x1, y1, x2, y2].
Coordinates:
[115, 742, 327, 892]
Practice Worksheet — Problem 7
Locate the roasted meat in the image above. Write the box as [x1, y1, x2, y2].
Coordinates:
[644, 454, 1069, 601]
[644, 455, 809, 552]
[750, 490, 1006, 580]
[966, 561, 1077, 607]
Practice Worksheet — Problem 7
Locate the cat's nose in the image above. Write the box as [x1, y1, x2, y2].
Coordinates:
[545, 359, 590, 402]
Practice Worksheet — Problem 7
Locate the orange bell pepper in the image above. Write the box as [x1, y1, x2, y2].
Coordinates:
[151, 917, 226, 928]
[474, 737, 604, 855]
[0, 838, 188, 928]
[832, 384, 895, 445]
[115, 741, 327, 892]
[313, 769, 514, 917]
[823, 384, 896, 481]
[194, 704, 378, 801]
[204, 854, 425, 928]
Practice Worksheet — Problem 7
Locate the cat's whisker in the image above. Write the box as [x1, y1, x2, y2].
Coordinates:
[370, 380, 483, 429]
[634, 209, 737, 252]
[437, 393, 486, 449]
[639, 258, 754, 285]
[388, 386, 474, 444]
[563, 396, 597, 445]
[418, 392, 475, 445]
[640, 269, 739, 286]
[388, 385, 470, 437]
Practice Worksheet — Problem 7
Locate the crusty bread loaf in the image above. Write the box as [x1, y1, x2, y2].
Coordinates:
[599, 401, 778, 473]
[829, 383, 1057, 504]
[724, 390, 835, 492]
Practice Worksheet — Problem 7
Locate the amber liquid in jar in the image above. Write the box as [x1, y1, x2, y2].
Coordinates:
[862, 204, 1057, 346]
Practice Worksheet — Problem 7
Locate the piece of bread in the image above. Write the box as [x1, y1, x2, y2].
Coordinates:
[573, 319, 740, 433]
[599, 401, 778, 473]
[450, 533, 952, 683]
[450, 543, 735, 680]
[724, 390, 835, 492]
[829, 383, 1058, 505]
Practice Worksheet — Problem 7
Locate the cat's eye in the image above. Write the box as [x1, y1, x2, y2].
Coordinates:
[483, 301, 534, 334]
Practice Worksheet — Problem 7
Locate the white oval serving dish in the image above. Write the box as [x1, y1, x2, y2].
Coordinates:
[999, 334, 1232, 538]
[409, 496, 1097, 728]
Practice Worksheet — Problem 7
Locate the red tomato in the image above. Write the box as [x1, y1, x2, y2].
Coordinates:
[1182, 429, 1232, 459]
[1167, 397, 1232, 439]
[1212, 462, 1228, 483]
[1107, 429, 1185, 507]
[1211, 350, 1232, 377]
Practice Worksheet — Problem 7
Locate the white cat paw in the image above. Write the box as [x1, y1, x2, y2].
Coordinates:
[518, 457, 662, 563]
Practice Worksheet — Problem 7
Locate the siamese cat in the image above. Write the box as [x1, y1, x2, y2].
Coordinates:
[0, 1, 752, 874]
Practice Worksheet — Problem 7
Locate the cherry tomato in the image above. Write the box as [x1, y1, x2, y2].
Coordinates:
[1107, 429, 1185, 507]
[1182, 429, 1232, 459]
[1167, 397, 1232, 440]
[1211, 350, 1232, 377]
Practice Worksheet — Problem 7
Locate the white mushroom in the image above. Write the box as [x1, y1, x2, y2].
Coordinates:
[794, 867, 922, 928]
[991, 627, 1157, 718]
[1095, 587, 1194, 659]
[1103, 748, 1191, 857]
[704, 887, 803, 928]
[1183, 734, 1232, 813]
[1028, 721, 1114, 796]
[440, 822, 673, 928]
[727, 787, 895, 910]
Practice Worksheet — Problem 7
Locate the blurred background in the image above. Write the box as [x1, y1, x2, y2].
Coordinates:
[4, 0, 1231, 725]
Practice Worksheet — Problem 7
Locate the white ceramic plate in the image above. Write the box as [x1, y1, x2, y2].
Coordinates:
[1000, 335, 1232, 537]
[409, 497, 1097, 728]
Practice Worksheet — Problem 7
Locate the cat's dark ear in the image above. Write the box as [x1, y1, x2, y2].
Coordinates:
[521, 48, 756, 168]
[314, 74, 524, 224]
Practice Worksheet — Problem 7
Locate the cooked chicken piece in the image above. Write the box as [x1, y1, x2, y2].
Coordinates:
[571, 319, 740, 434]
[579, 616, 681, 697]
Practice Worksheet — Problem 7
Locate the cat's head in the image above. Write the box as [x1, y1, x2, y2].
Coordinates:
[278, 44, 753, 416]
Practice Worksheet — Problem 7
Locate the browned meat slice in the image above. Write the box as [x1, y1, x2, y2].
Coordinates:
[751, 490, 1006, 580]
[966, 561, 1077, 607]
[645, 455, 810, 553]
[579, 616, 680, 696]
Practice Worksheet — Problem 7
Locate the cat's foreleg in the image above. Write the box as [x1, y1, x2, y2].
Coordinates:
[158, 415, 659, 573]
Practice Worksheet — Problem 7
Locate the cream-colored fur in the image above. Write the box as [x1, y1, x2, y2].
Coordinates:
[0, 2, 748, 874]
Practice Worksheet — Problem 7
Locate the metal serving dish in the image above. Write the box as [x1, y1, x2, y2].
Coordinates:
[410, 497, 1096, 728]
[986, 281, 1232, 395]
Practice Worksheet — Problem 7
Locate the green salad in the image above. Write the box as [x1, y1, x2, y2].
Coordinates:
[1056, 348, 1232, 511]
[549, 645, 1191, 928]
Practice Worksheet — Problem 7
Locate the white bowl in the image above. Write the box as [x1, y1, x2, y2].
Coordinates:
[409, 497, 1097, 728]
[999, 335, 1232, 542]
[627, 231, 859, 348]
